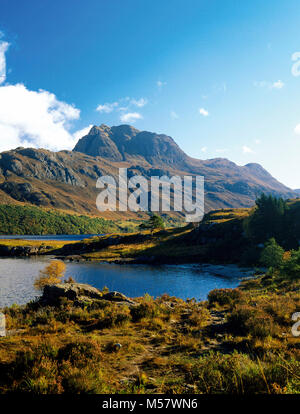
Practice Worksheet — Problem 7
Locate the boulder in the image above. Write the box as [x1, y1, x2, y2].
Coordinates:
[39, 282, 136, 306]
[40, 282, 103, 305]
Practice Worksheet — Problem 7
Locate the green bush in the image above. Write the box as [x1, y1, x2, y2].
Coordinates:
[279, 249, 300, 280]
[260, 238, 284, 269]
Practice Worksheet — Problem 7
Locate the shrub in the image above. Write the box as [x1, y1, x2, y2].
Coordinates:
[228, 305, 278, 339]
[130, 302, 160, 322]
[58, 340, 101, 366]
[279, 249, 300, 280]
[60, 365, 105, 394]
[260, 238, 284, 269]
[186, 308, 210, 328]
[34, 260, 66, 291]
[208, 288, 243, 307]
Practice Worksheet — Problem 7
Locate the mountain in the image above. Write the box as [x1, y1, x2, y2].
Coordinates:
[73, 124, 187, 167]
[0, 124, 296, 220]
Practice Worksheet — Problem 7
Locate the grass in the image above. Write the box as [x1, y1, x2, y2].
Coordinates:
[0, 239, 76, 249]
[52, 225, 204, 263]
[0, 274, 299, 394]
[203, 208, 251, 224]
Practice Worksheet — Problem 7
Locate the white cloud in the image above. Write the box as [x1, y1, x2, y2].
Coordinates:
[200, 146, 207, 152]
[199, 107, 209, 117]
[96, 97, 147, 115]
[73, 124, 93, 141]
[243, 145, 254, 154]
[0, 41, 9, 84]
[170, 110, 178, 119]
[120, 112, 143, 123]
[0, 83, 80, 152]
[130, 98, 147, 107]
[294, 124, 300, 135]
[0, 40, 82, 152]
[96, 102, 118, 113]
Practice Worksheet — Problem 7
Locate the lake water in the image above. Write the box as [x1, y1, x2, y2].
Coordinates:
[0, 257, 255, 308]
[0, 234, 104, 242]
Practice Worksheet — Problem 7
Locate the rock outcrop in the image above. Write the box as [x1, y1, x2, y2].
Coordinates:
[39, 282, 136, 306]
[0, 244, 40, 256]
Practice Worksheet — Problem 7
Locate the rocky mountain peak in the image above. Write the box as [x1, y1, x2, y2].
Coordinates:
[73, 124, 188, 166]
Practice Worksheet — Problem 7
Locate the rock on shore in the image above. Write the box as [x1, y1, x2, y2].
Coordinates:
[39, 282, 137, 306]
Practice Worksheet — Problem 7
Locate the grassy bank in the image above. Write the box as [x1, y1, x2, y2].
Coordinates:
[0, 274, 299, 394]
[58, 226, 199, 263]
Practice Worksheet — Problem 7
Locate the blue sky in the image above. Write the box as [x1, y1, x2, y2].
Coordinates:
[1, 0, 300, 188]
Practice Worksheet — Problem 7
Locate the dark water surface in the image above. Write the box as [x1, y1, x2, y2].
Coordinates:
[0, 257, 254, 308]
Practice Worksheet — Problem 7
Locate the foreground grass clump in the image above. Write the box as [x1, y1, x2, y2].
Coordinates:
[0, 274, 299, 394]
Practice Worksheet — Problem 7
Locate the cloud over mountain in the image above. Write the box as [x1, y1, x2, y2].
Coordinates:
[0, 40, 82, 152]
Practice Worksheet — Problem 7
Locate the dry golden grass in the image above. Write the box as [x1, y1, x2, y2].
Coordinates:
[0, 239, 76, 248]
[0, 275, 299, 394]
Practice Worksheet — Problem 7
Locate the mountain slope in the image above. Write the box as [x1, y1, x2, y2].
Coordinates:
[0, 124, 296, 220]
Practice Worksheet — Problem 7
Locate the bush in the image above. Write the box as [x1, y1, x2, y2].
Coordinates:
[34, 260, 66, 291]
[279, 249, 300, 280]
[208, 288, 243, 307]
[130, 302, 160, 322]
[58, 340, 102, 366]
[260, 238, 284, 269]
[228, 305, 278, 339]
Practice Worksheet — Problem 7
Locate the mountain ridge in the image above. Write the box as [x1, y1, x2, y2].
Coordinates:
[0, 124, 296, 220]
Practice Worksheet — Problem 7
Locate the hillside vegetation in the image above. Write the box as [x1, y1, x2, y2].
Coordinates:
[48, 196, 300, 265]
[2, 195, 300, 268]
[0, 204, 136, 235]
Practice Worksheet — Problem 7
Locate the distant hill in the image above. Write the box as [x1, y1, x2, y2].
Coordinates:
[0, 124, 296, 222]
